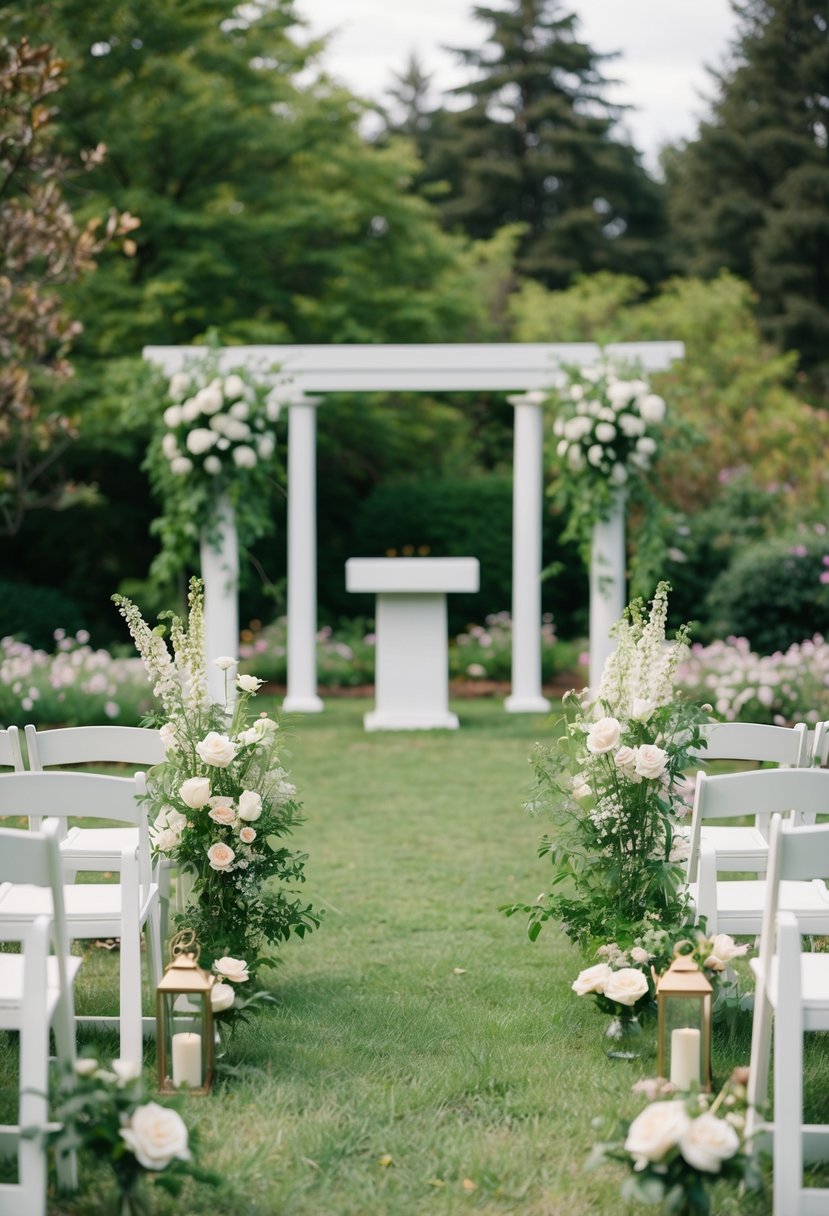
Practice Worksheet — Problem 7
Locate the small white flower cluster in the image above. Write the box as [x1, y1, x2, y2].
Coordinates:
[161, 368, 280, 479]
[551, 360, 666, 486]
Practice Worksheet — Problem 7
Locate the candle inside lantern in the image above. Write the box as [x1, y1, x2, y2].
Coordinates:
[171, 1031, 202, 1088]
[670, 1027, 701, 1090]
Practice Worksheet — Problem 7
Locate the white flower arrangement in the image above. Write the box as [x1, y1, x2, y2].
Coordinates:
[113, 577, 320, 985]
[145, 339, 289, 584]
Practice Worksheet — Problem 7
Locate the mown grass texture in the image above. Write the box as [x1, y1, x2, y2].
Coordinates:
[4, 697, 816, 1213]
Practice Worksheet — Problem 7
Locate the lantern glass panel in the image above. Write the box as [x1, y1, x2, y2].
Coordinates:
[662, 995, 707, 1091]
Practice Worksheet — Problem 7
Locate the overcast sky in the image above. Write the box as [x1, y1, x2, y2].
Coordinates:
[294, 0, 739, 170]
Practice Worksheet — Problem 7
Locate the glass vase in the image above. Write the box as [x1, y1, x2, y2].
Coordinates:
[605, 1011, 643, 1060]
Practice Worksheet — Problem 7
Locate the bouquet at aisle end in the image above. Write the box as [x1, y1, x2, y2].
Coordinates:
[113, 578, 320, 996]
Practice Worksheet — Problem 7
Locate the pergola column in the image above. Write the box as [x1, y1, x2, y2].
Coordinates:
[283, 395, 324, 713]
[588, 491, 626, 691]
[505, 392, 551, 715]
[201, 493, 239, 704]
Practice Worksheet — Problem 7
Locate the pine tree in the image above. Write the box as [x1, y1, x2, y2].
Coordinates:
[420, 0, 667, 288]
[664, 0, 829, 388]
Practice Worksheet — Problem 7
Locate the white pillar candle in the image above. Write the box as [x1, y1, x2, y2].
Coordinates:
[171, 1031, 202, 1089]
[670, 1027, 701, 1090]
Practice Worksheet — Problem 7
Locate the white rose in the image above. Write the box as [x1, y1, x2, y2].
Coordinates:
[237, 789, 262, 822]
[159, 721, 178, 752]
[239, 716, 278, 745]
[587, 443, 604, 467]
[223, 373, 245, 399]
[151, 826, 179, 853]
[204, 455, 222, 475]
[586, 717, 621, 754]
[630, 697, 656, 722]
[166, 809, 187, 834]
[210, 981, 235, 1012]
[607, 381, 635, 407]
[195, 732, 237, 768]
[636, 435, 657, 456]
[571, 962, 614, 996]
[168, 372, 190, 401]
[180, 400, 200, 423]
[232, 444, 257, 469]
[162, 405, 182, 428]
[185, 427, 217, 456]
[705, 934, 749, 971]
[223, 417, 251, 442]
[214, 956, 249, 983]
[603, 967, 650, 1007]
[639, 393, 666, 424]
[236, 673, 265, 693]
[229, 401, 249, 419]
[614, 745, 638, 776]
[610, 463, 628, 485]
[74, 1058, 98, 1077]
[679, 1113, 740, 1173]
[625, 1100, 690, 1166]
[111, 1058, 142, 1087]
[169, 455, 193, 475]
[257, 434, 275, 460]
[239, 825, 257, 844]
[595, 422, 616, 443]
[206, 841, 235, 871]
[213, 656, 237, 671]
[179, 776, 211, 809]
[161, 433, 178, 460]
[618, 412, 647, 437]
[195, 383, 223, 415]
[634, 744, 668, 780]
[120, 1102, 190, 1170]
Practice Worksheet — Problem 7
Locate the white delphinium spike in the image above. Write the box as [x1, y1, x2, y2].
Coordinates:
[112, 593, 180, 718]
[182, 577, 210, 711]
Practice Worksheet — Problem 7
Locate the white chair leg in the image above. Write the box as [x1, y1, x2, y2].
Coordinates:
[51, 987, 78, 1193]
[747, 986, 773, 1130]
[773, 916, 804, 1215]
[145, 900, 162, 992]
[18, 1011, 49, 1216]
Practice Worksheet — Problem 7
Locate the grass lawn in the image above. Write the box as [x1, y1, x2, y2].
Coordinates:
[2, 697, 792, 1213]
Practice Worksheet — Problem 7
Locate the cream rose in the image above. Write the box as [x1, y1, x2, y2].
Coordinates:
[74, 1058, 98, 1077]
[571, 962, 613, 996]
[159, 721, 178, 753]
[239, 825, 257, 844]
[585, 717, 621, 754]
[111, 1058, 142, 1087]
[602, 967, 649, 1007]
[120, 1102, 190, 1170]
[179, 776, 211, 809]
[679, 1113, 740, 1173]
[625, 1099, 690, 1166]
[239, 716, 278, 746]
[237, 789, 262, 822]
[639, 393, 666, 424]
[614, 746, 638, 774]
[213, 656, 237, 671]
[206, 842, 235, 872]
[705, 933, 749, 971]
[210, 982, 236, 1012]
[634, 744, 668, 780]
[630, 697, 656, 722]
[236, 673, 265, 694]
[208, 804, 237, 826]
[195, 731, 237, 768]
[214, 956, 249, 983]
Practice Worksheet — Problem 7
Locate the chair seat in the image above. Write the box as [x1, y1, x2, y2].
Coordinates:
[750, 953, 829, 1026]
[0, 955, 83, 1027]
[0, 880, 158, 933]
[687, 878, 829, 935]
[699, 824, 769, 868]
[62, 825, 139, 866]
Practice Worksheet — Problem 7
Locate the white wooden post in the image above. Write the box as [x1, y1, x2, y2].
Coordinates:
[200, 493, 239, 703]
[505, 392, 551, 714]
[589, 491, 626, 691]
[283, 395, 324, 713]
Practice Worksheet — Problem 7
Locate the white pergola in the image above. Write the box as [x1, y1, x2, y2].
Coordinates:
[144, 342, 683, 711]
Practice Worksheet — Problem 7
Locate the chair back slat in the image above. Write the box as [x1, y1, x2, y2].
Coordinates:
[696, 767, 829, 822]
[25, 724, 164, 770]
[0, 770, 144, 825]
[0, 725, 25, 771]
[695, 721, 809, 766]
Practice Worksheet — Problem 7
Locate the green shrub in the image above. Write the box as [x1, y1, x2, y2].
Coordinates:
[336, 474, 587, 636]
[704, 529, 829, 653]
[0, 581, 86, 649]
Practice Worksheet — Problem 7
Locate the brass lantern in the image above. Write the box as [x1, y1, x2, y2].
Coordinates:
[656, 952, 713, 1092]
[156, 930, 215, 1095]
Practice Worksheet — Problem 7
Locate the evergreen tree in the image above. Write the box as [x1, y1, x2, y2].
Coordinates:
[419, 0, 667, 288]
[664, 0, 829, 388]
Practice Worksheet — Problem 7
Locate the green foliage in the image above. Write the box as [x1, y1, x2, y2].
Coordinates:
[705, 530, 829, 654]
[0, 580, 85, 649]
[663, 0, 829, 387]
[416, 0, 667, 288]
[449, 612, 580, 684]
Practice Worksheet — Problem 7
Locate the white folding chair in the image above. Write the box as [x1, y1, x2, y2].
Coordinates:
[685, 768, 829, 936]
[0, 771, 161, 1065]
[684, 721, 810, 874]
[24, 725, 171, 941]
[0, 821, 80, 1216]
[0, 725, 24, 774]
[746, 815, 829, 1215]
